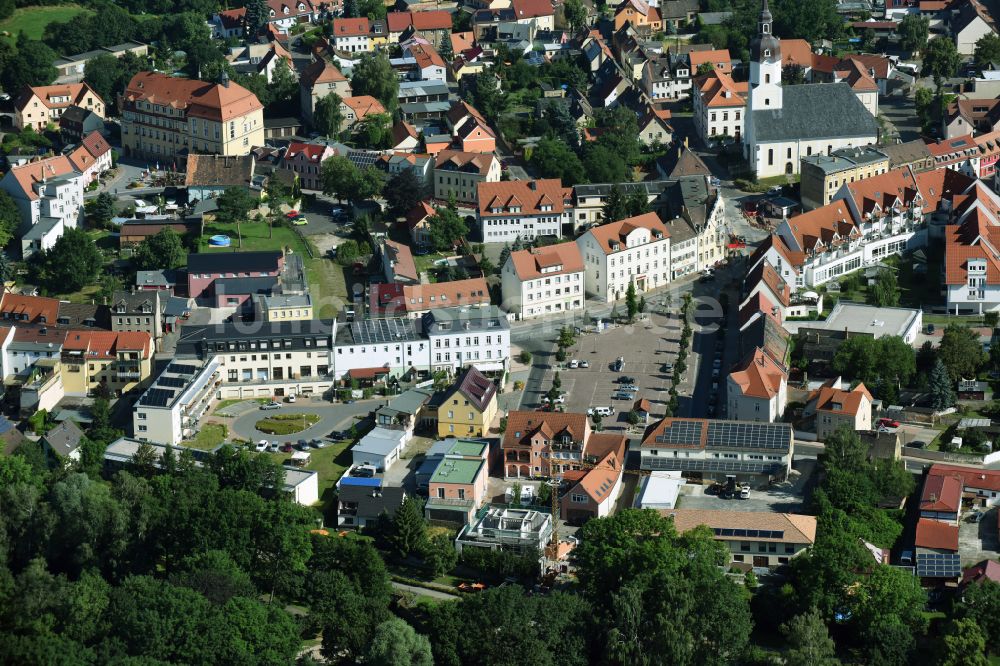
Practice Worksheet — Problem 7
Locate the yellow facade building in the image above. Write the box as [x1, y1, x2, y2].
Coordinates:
[120, 71, 264, 163]
[60, 330, 154, 396]
[257, 294, 313, 322]
[435, 367, 498, 438]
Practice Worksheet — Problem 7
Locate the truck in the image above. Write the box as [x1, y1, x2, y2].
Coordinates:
[721, 475, 737, 499]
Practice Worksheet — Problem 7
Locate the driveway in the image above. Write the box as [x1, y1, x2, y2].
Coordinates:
[677, 458, 815, 511]
[230, 401, 375, 442]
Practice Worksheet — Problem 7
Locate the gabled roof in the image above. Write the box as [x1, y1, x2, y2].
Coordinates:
[369, 278, 491, 314]
[63, 330, 153, 359]
[688, 48, 731, 73]
[299, 59, 347, 87]
[405, 200, 436, 230]
[508, 242, 584, 280]
[408, 42, 447, 70]
[0, 293, 61, 325]
[963, 559, 1000, 585]
[779, 39, 813, 68]
[341, 95, 387, 120]
[915, 517, 959, 551]
[6, 156, 78, 201]
[185, 154, 254, 188]
[284, 142, 332, 163]
[449, 366, 497, 412]
[920, 472, 963, 513]
[928, 464, 1000, 493]
[512, 0, 554, 18]
[748, 234, 805, 272]
[584, 212, 670, 254]
[383, 239, 418, 283]
[15, 82, 103, 113]
[666, 509, 817, 544]
[696, 69, 746, 108]
[391, 120, 418, 147]
[843, 166, 921, 217]
[478, 179, 571, 216]
[331, 17, 370, 36]
[42, 420, 84, 457]
[568, 433, 626, 505]
[435, 149, 497, 176]
[744, 259, 791, 307]
[728, 347, 787, 400]
[503, 411, 588, 449]
[751, 83, 878, 143]
[782, 202, 856, 254]
[386, 9, 452, 32]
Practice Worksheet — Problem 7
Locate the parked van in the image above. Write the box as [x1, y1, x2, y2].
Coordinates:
[589, 406, 614, 417]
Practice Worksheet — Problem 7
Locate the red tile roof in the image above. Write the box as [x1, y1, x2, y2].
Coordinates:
[915, 517, 959, 551]
[7, 156, 77, 201]
[503, 411, 589, 449]
[928, 464, 1000, 493]
[62, 330, 153, 359]
[920, 473, 963, 513]
[435, 149, 497, 176]
[696, 69, 747, 108]
[341, 95, 386, 120]
[688, 49, 732, 73]
[570, 433, 626, 504]
[779, 39, 813, 68]
[478, 179, 572, 217]
[508, 242, 584, 280]
[387, 9, 452, 32]
[124, 72, 262, 122]
[512, 0, 555, 18]
[782, 202, 856, 254]
[963, 559, 1000, 585]
[369, 278, 491, 314]
[299, 59, 347, 87]
[811, 383, 872, 416]
[15, 82, 104, 114]
[0, 293, 60, 325]
[285, 142, 331, 163]
[584, 212, 670, 254]
[331, 17, 370, 36]
[728, 347, 786, 400]
[383, 239, 418, 283]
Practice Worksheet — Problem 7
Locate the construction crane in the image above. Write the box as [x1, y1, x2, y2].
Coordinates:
[545, 455, 653, 555]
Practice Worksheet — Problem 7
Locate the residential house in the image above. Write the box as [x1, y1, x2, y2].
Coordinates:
[951, 0, 996, 55]
[800, 145, 890, 210]
[298, 59, 351, 127]
[726, 347, 788, 423]
[211, 7, 247, 39]
[693, 69, 747, 143]
[943, 97, 1000, 138]
[185, 154, 256, 202]
[659, 0, 699, 31]
[386, 10, 453, 47]
[340, 95, 386, 131]
[402, 42, 448, 82]
[455, 505, 553, 556]
[689, 48, 732, 76]
[445, 101, 497, 153]
[368, 278, 492, 318]
[121, 72, 264, 162]
[927, 464, 1000, 508]
[915, 516, 961, 584]
[41, 419, 86, 464]
[229, 42, 294, 83]
[613, 0, 661, 33]
[665, 509, 817, 568]
[405, 201, 436, 245]
[132, 358, 223, 444]
[260, 0, 316, 33]
[806, 378, 873, 439]
[60, 330, 154, 396]
[434, 366, 498, 437]
[66, 131, 112, 185]
[330, 17, 371, 52]
[0, 293, 60, 327]
[561, 433, 627, 523]
[511, 0, 554, 30]
[637, 107, 673, 147]
[375, 387, 433, 432]
[478, 179, 574, 243]
[14, 82, 105, 131]
[576, 212, 672, 303]
[640, 417, 794, 487]
[390, 120, 420, 152]
[187, 250, 284, 301]
[421, 305, 510, 375]
[110, 290, 163, 346]
[502, 411, 591, 478]
[58, 105, 105, 143]
[944, 177, 1000, 313]
[352, 427, 408, 470]
[281, 142, 336, 191]
[381, 239, 420, 285]
[0, 155, 85, 258]
[425, 454, 489, 525]
[641, 53, 690, 101]
[433, 150, 501, 204]
[501, 242, 585, 319]
[336, 483, 405, 528]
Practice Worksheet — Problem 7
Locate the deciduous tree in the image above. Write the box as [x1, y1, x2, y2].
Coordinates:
[367, 618, 433, 666]
[937, 324, 984, 382]
[350, 52, 399, 112]
[899, 14, 930, 54]
[782, 607, 839, 666]
[133, 228, 186, 271]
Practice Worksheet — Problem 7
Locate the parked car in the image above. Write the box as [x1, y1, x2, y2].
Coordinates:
[280, 443, 293, 453]
[255, 440, 269, 452]
[309, 439, 326, 448]
[286, 394, 297, 403]
[589, 406, 614, 417]
[579, 360, 590, 368]
[542, 395, 567, 404]
[926, 323, 936, 334]
[613, 356, 625, 372]
[569, 359, 580, 368]
[329, 430, 347, 440]
[260, 401, 281, 410]
[296, 439, 310, 450]
[292, 216, 308, 226]
[739, 485, 751, 500]
[612, 391, 636, 400]
[619, 384, 638, 392]
[618, 376, 636, 384]
[662, 363, 673, 374]
[877, 417, 901, 429]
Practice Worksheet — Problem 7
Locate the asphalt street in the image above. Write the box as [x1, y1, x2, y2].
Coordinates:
[229, 401, 375, 443]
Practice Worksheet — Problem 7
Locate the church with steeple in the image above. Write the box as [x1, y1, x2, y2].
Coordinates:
[742, 0, 879, 179]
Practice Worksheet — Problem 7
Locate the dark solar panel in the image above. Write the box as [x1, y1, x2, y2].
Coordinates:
[642, 457, 783, 475]
[158, 376, 187, 388]
[706, 421, 790, 450]
[166, 363, 196, 376]
[139, 388, 175, 407]
[654, 419, 704, 445]
[916, 553, 960, 578]
[713, 528, 785, 539]
[0, 415, 14, 435]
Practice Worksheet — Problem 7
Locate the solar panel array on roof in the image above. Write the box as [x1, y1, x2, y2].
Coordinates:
[347, 150, 380, 170]
[706, 421, 790, 450]
[351, 318, 416, 344]
[157, 376, 188, 388]
[653, 420, 704, 445]
[139, 388, 176, 407]
[713, 528, 785, 539]
[643, 457, 783, 474]
[916, 552, 961, 578]
[166, 363, 197, 376]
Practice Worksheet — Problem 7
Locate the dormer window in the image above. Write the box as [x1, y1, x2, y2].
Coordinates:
[763, 49, 770, 57]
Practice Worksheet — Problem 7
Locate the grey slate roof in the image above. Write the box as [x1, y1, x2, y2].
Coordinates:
[43, 420, 85, 458]
[338, 484, 405, 520]
[751, 83, 879, 143]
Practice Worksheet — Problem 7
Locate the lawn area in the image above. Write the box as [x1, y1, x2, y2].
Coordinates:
[305, 439, 352, 498]
[182, 423, 227, 451]
[198, 220, 347, 307]
[255, 413, 320, 435]
[0, 4, 92, 41]
[414, 252, 447, 275]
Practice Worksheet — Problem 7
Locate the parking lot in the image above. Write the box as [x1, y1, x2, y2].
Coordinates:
[675, 459, 816, 513]
[521, 311, 686, 430]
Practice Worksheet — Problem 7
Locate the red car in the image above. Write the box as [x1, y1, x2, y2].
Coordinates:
[280, 442, 293, 453]
[877, 418, 900, 429]
[284, 210, 300, 219]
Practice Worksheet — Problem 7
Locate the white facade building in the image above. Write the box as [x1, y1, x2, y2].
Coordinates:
[501, 242, 585, 319]
[0, 155, 85, 258]
[133, 357, 223, 445]
[576, 212, 672, 302]
[477, 179, 573, 243]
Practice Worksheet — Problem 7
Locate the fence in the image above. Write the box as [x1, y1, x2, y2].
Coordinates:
[901, 446, 1000, 465]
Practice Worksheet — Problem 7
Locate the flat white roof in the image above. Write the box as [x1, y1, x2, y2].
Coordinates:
[353, 427, 407, 457]
[812, 302, 920, 339]
[635, 470, 683, 508]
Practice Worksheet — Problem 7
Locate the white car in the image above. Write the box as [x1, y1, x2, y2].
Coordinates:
[589, 406, 614, 417]
[286, 394, 296, 403]
[255, 440, 269, 452]
[569, 359, 580, 368]
[542, 394, 567, 404]
[579, 360, 590, 368]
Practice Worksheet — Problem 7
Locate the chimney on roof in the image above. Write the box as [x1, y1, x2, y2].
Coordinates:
[220, 69, 230, 88]
[529, 181, 537, 190]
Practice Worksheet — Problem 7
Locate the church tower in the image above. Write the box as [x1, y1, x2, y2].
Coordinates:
[748, 0, 782, 112]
